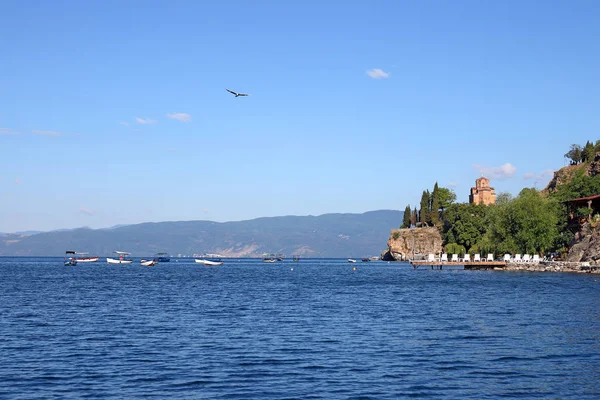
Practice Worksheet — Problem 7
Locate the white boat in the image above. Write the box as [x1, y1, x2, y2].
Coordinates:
[107, 251, 133, 264]
[262, 253, 276, 262]
[75, 252, 99, 263]
[140, 259, 157, 266]
[195, 259, 224, 266]
[348, 259, 357, 263]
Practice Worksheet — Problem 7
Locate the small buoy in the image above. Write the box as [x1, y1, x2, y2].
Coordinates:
[290, 268, 294, 271]
[353, 267, 356, 271]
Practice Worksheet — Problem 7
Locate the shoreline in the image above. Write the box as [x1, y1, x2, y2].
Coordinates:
[504, 261, 600, 274]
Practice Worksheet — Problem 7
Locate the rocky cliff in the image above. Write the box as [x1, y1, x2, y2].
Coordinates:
[545, 152, 600, 194]
[566, 222, 600, 265]
[383, 227, 443, 261]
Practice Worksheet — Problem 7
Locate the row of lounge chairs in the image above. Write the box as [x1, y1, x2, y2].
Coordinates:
[427, 254, 541, 263]
[502, 254, 540, 263]
[428, 253, 494, 262]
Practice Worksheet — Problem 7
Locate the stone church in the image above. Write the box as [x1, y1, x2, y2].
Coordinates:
[469, 177, 496, 205]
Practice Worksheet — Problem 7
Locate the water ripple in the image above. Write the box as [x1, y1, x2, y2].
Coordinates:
[1, 257, 599, 399]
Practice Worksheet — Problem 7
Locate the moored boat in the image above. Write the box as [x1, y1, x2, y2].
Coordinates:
[262, 253, 276, 262]
[156, 252, 170, 262]
[195, 253, 224, 266]
[348, 258, 357, 263]
[107, 251, 133, 264]
[140, 259, 158, 266]
[75, 252, 99, 263]
[195, 259, 224, 266]
[64, 250, 77, 266]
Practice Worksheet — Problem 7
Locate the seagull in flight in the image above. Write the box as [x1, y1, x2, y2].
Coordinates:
[226, 89, 249, 97]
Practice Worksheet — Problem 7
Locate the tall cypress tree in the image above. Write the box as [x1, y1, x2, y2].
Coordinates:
[419, 190, 431, 225]
[411, 207, 417, 226]
[431, 182, 440, 225]
[402, 204, 411, 228]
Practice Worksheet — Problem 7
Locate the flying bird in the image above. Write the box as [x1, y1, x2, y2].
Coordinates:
[226, 89, 249, 97]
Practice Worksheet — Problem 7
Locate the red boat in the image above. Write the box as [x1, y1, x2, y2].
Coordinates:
[75, 253, 99, 263]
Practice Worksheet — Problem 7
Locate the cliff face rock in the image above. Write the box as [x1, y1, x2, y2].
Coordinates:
[566, 223, 600, 264]
[385, 227, 443, 261]
[545, 152, 600, 194]
[545, 164, 585, 193]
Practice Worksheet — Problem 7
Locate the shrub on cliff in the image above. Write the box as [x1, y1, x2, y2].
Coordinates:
[445, 242, 466, 256]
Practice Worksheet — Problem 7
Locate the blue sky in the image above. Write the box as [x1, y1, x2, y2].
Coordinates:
[1, 0, 599, 232]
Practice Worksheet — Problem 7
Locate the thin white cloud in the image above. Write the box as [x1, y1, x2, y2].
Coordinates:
[0, 128, 21, 135]
[32, 129, 61, 136]
[447, 182, 457, 188]
[120, 121, 129, 126]
[524, 169, 554, 181]
[15, 178, 21, 184]
[79, 207, 95, 216]
[136, 117, 157, 125]
[167, 113, 191, 123]
[472, 163, 516, 180]
[366, 68, 390, 79]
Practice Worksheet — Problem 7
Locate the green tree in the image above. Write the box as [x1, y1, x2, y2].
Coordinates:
[445, 243, 466, 256]
[582, 140, 596, 163]
[419, 190, 431, 225]
[401, 205, 411, 228]
[437, 187, 457, 213]
[495, 192, 513, 206]
[431, 182, 440, 225]
[442, 203, 490, 251]
[564, 144, 583, 165]
[550, 168, 600, 202]
[486, 188, 561, 255]
[411, 207, 417, 226]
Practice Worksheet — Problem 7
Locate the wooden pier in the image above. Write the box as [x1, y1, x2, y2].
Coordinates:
[410, 261, 507, 270]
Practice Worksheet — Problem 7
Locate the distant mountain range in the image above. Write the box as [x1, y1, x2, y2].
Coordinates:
[0, 210, 403, 258]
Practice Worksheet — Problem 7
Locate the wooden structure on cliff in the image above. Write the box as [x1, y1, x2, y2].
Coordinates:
[566, 193, 600, 231]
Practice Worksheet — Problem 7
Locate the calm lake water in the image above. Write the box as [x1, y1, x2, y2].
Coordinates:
[1, 257, 599, 399]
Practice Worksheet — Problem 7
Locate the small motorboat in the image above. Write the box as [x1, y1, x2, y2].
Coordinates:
[64, 250, 77, 266]
[348, 259, 357, 263]
[107, 251, 134, 264]
[195, 259, 224, 266]
[156, 252, 170, 262]
[140, 259, 158, 267]
[262, 253, 276, 262]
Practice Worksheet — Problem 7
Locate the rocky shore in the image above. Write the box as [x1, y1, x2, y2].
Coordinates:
[504, 261, 599, 273]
